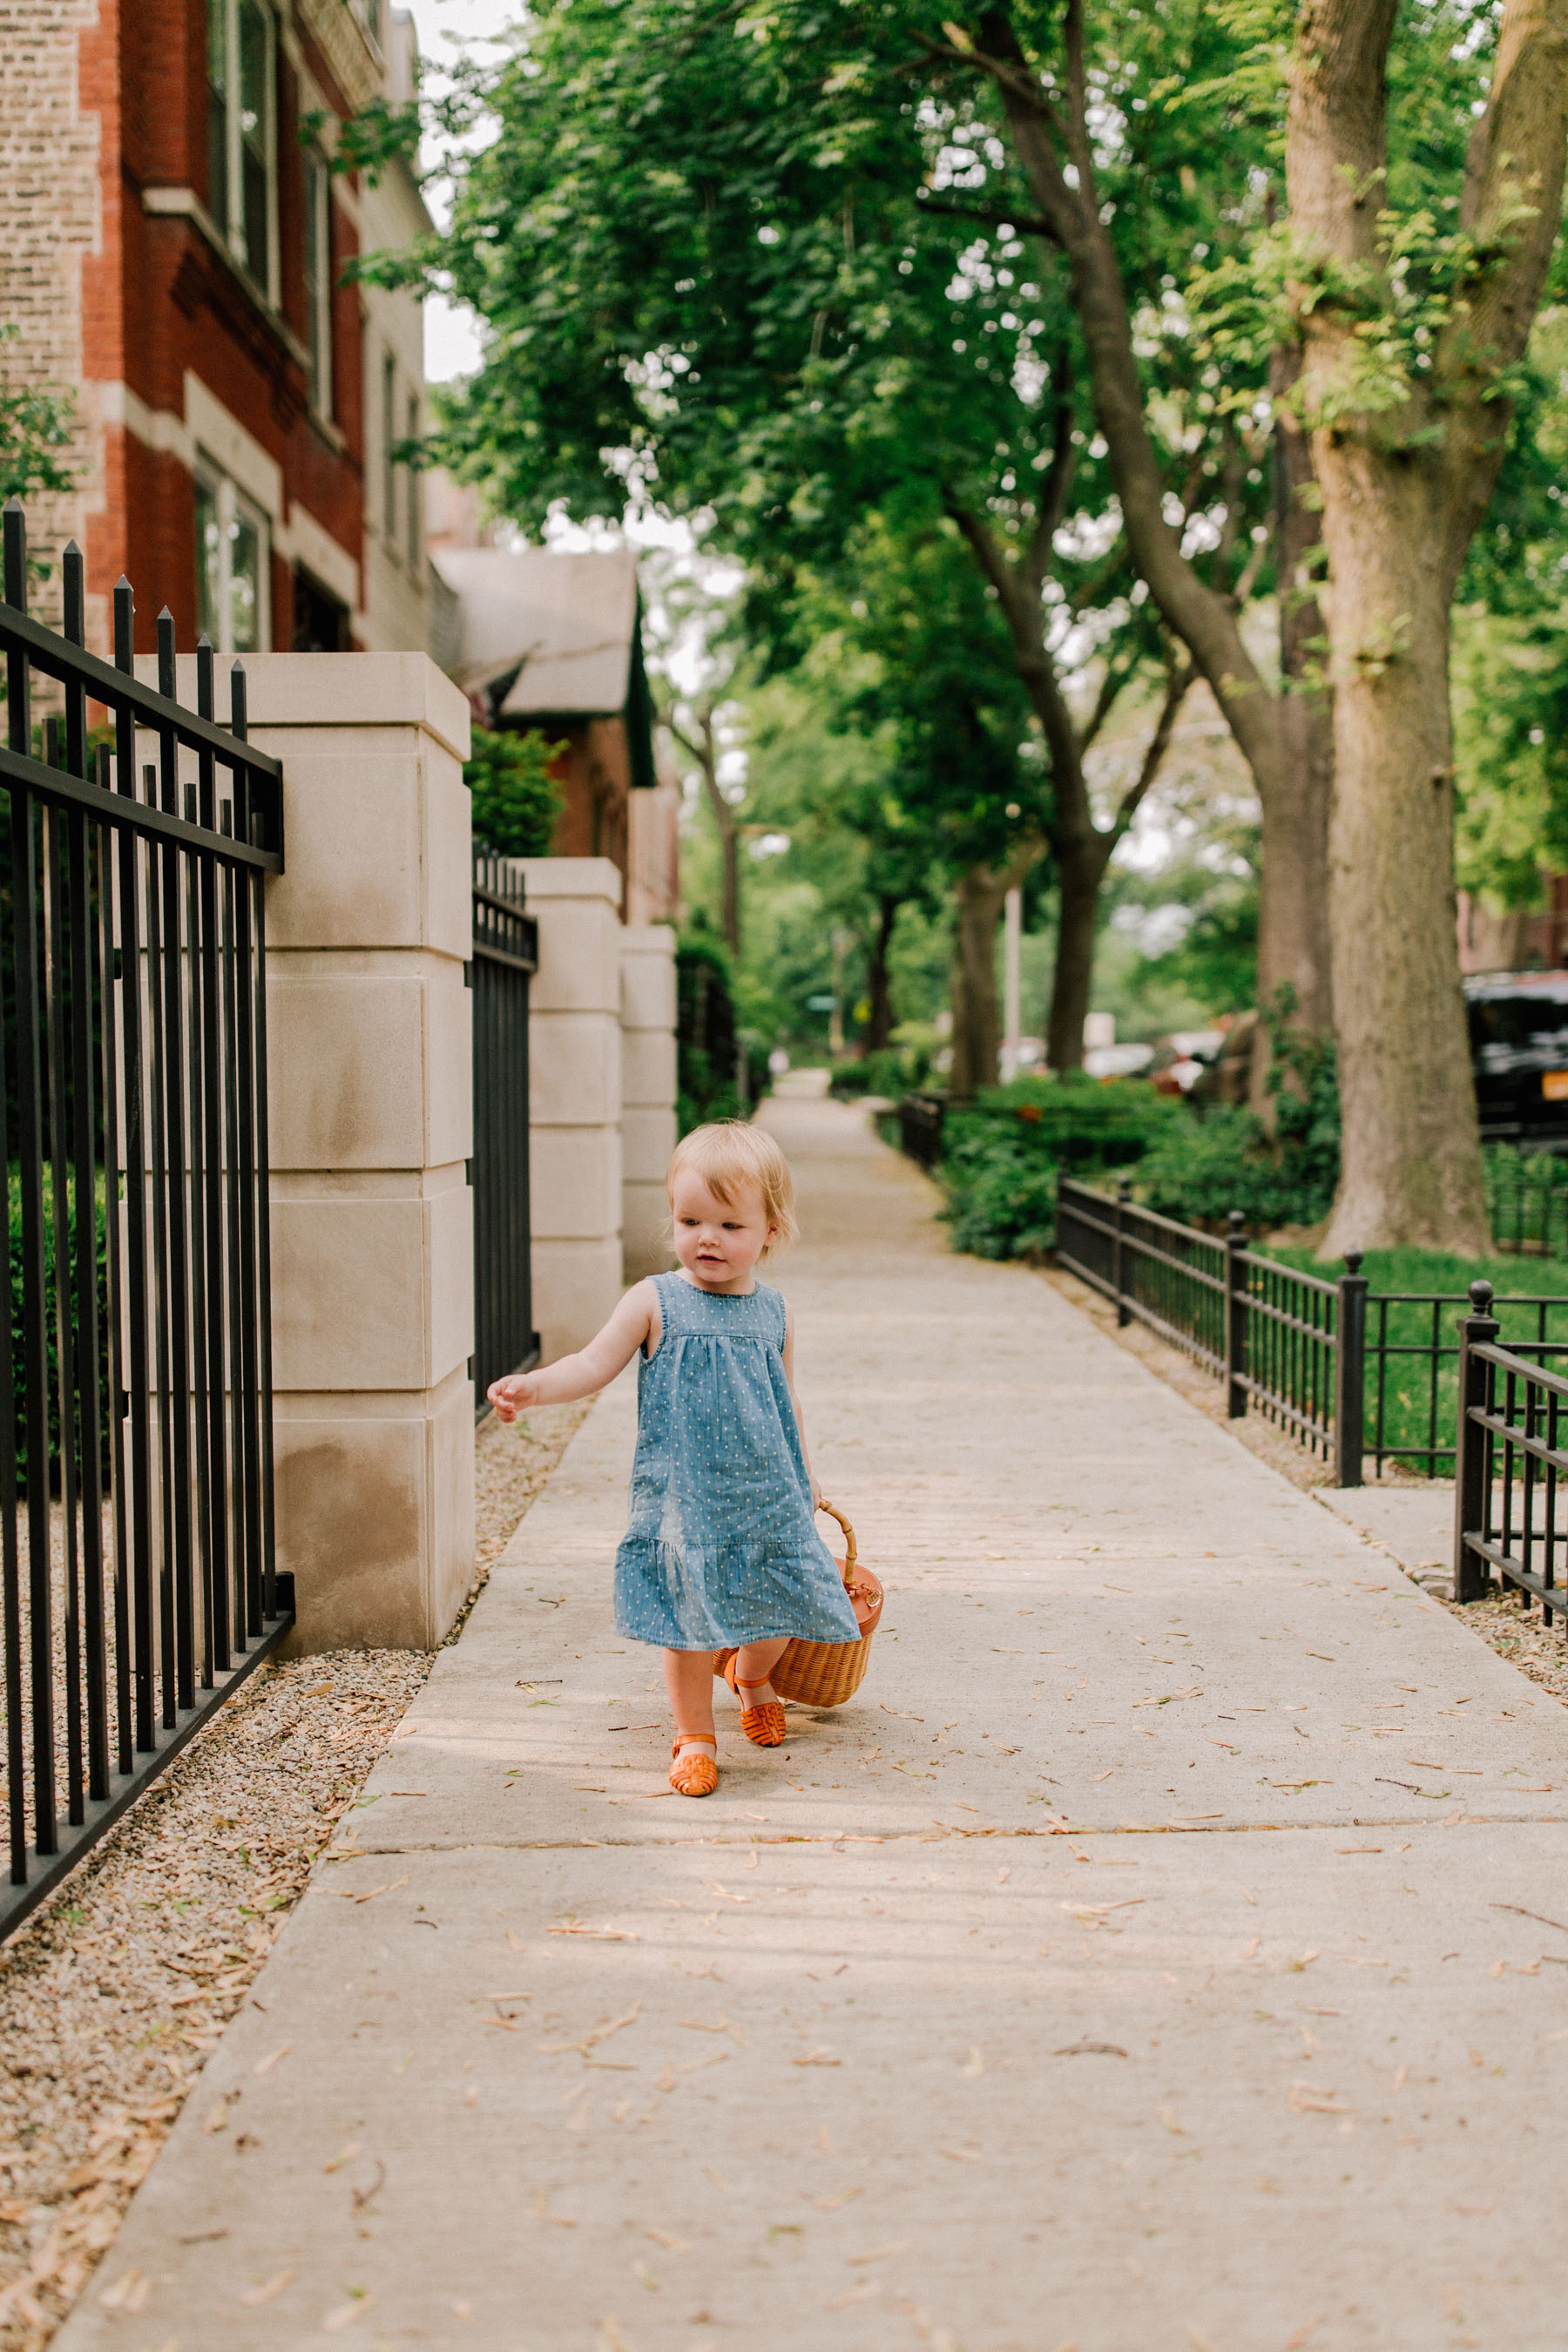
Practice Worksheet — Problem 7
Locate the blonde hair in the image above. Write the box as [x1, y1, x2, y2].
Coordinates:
[667, 1122, 798, 1255]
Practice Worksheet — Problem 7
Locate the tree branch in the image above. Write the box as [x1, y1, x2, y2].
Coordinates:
[1111, 655, 1194, 843]
[913, 194, 1057, 241]
[970, 2, 1286, 810]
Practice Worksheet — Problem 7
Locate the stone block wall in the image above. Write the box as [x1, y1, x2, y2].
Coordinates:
[517, 858, 625, 1362]
[621, 927, 678, 1281]
[247, 651, 476, 1652]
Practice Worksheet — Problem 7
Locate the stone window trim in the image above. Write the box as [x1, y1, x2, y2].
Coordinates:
[303, 145, 335, 424]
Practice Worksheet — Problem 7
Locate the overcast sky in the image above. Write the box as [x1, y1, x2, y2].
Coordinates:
[399, 0, 521, 382]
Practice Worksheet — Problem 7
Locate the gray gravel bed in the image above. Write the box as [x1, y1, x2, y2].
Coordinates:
[0, 1400, 587, 2349]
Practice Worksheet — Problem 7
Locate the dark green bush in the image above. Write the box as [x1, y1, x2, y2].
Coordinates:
[967, 1073, 1184, 1168]
[466, 725, 564, 859]
[1134, 1021, 1340, 1232]
[10, 1168, 110, 1494]
[677, 936, 771, 1132]
[941, 1125, 1058, 1260]
[830, 1042, 935, 1099]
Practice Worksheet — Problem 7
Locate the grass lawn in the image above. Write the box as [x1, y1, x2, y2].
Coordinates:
[1266, 1244, 1568, 1477]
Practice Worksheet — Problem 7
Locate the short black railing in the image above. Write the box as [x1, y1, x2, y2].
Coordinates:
[1454, 1280, 1568, 1625]
[898, 1093, 945, 1170]
[1056, 1176, 1357, 1477]
[1055, 1174, 1568, 1487]
[470, 852, 539, 1411]
[1, 504, 291, 1939]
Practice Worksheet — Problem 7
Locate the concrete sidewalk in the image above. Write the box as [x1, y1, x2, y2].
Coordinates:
[61, 1098, 1568, 2351]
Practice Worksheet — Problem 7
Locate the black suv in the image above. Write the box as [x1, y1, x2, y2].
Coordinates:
[1466, 972, 1568, 1144]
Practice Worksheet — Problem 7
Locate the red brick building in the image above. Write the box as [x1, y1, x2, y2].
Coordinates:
[2, 0, 430, 658]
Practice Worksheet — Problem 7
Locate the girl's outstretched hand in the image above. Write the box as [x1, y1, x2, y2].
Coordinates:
[488, 1371, 537, 1423]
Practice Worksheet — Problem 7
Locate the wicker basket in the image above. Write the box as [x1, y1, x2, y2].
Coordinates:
[713, 1500, 883, 1711]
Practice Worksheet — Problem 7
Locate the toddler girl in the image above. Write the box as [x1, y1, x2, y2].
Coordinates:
[487, 1121, 863, 1795]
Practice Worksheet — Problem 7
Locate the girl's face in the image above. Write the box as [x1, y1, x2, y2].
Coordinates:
[670, 1166, 775, 1291]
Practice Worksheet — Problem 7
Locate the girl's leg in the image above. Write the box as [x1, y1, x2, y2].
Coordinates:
[664, 1649, 717, 1754]
[733, 1633, 789, 1707]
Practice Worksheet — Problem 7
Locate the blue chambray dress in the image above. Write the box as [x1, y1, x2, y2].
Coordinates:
[614, 1270, 862, 1652]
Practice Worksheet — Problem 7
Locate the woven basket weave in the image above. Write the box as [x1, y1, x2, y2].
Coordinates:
[713, 1501, 883, 1711]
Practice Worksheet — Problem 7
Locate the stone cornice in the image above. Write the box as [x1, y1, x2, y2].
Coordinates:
[294, 0, 382, 116]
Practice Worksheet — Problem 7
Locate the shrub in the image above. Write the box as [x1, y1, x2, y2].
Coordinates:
[10, 1168, 110, 1494]
[1134, 1018, 1340, 1232]
[940, 1124, 1062, 1270]
[677, 936, 771, 1132]
[967, 1073, 1183, 1168]
[466, 725, 564, 858]
[829, 1041, 936, 1099]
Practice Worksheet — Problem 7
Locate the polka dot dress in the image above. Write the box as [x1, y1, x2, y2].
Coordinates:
[613, 1270, 862, 1653]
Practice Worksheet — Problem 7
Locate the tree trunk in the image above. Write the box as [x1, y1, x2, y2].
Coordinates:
[864, 895, 899, 1053]
[701, 781, 740, 958]
[1288, 0, 1568, 1250]
[949, 865, 1011, 1098]
[1252, 344, 1335, 1114]
[1316, 512, 1485, 1250]
[1047, 833, 1109, 1072]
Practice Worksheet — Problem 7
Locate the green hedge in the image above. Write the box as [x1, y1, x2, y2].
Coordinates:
[829, 1043, 936, 1099]
[10, 1168, 110, 1495]
[926, 1077, 1180, 1261]
[677, 936, 770, 1132]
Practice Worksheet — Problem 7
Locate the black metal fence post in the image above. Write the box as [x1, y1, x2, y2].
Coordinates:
[470, 853, 539, 1409]
[1335, 1247, 1368, 1488]
[1454, 1279, 1500, 1602]
[0, 497, 292, 1941]
[1113, 1176, 1131, 1327]
[1225, 1209, 1247, 1419]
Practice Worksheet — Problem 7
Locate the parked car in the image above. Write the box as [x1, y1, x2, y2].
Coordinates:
[1466, 971, 1568, 1143]
[1084, 1041, 1156, 1079]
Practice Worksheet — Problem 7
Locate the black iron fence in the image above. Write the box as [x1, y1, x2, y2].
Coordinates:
[898, 1093, 945, 1170]
[1056, 1174, 1568, 1485]
[1, 504, 290, 1938]
[470, 852, 538, 1410]
[1057, 1177, 1355, 1476]
[1454, 1281, 1568, 1625]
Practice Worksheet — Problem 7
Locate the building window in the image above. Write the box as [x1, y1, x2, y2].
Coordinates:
[206, 0, 277, 300]
[405, 391, 421, 566]
[293, 567, 350, 652]
[195, 468, 270, 653]
[382, 351, 397, 547]
[303, 148, 333, 417]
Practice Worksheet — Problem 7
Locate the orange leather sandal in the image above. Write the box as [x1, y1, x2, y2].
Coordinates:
[723, 1659, 787, 1748]
[669, 1732, 719, 1797]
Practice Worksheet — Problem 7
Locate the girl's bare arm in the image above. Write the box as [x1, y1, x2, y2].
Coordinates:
[488, 1281, 659, 1419]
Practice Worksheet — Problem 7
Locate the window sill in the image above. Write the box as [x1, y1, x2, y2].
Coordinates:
[308, 408, 348, 456]
[143, 186, 313, 377]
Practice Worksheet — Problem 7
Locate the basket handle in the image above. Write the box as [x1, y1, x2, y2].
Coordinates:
[816, 1497, 857, 1576]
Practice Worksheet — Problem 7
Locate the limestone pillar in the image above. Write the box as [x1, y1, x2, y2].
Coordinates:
[621, 926, 678, 1281]
[517, 857, 625, 1360]
[244, 653, 476, 1652]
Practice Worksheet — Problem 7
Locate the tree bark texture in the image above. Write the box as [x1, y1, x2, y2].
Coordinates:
[1253, 344, 1336, 1112]
[1046, 833, 1106, 1073]
[674, 706, 741, 956]
[864, 895, 900, 1053]
[949, 864, 1012, 1098]
[1289, 0, 1568, 1251]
